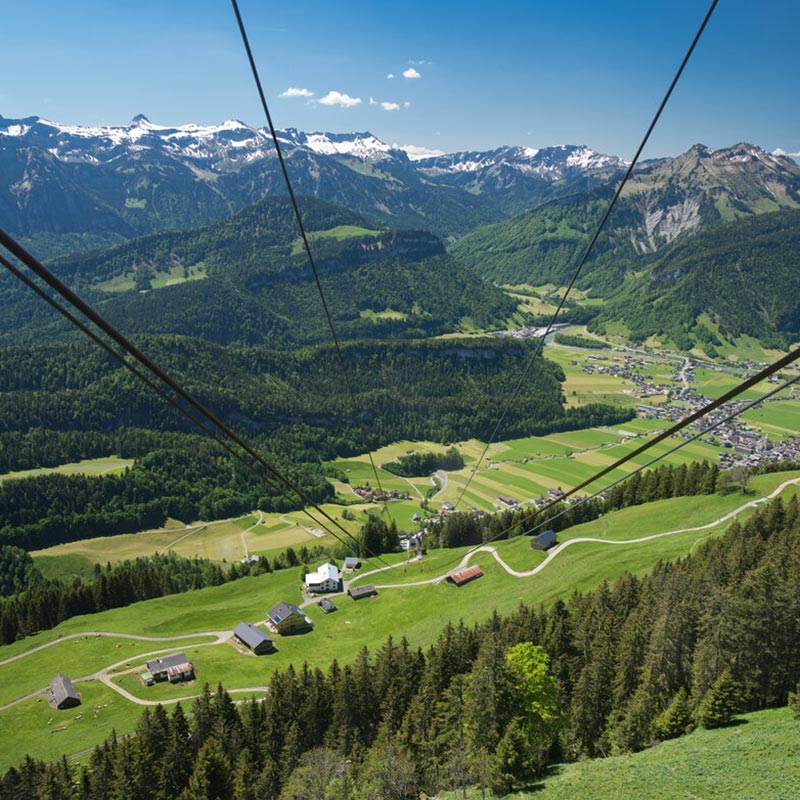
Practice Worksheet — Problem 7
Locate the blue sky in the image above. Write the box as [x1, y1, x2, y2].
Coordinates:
[2, 0, 798, 159]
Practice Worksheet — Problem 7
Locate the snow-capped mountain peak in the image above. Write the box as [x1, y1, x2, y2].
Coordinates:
[415, 143, 628, 181]
[0, 115, 405, 166]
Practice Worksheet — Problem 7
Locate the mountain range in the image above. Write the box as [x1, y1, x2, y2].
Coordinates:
[2, 114, 800, 351]
[0, 114, 631, 255]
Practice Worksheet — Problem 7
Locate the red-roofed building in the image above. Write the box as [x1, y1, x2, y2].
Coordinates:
[447, 566, 484, 586]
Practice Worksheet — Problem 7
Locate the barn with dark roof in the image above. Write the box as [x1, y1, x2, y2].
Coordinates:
[531, 529, 558, 550]
[234, 622, 275, 655]
[348, 584, 378, 600]
[50, 674, 80, 710]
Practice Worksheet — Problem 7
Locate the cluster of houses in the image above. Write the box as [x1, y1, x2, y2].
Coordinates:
[581, 354, 672, 399]
[494, 322, 569, 340]
[400, 532, 423, 557]
[351, 484, 409, 503]
[638, 375, 800, 470]
[128, 558, 381, 688]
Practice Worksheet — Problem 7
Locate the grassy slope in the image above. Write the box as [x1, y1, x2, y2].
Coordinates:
[0, 457, 133, 484]
[3, 473, 799, 770]
[443, 707, 800, 800]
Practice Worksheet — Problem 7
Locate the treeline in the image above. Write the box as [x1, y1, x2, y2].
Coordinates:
[0, 544, 327, 646]
[0, 337, 631, 449]
[0, 441, 333, 551]
[381, 446, 464, 477]
[0, 336, 633, 549]
[3, 493, 800, 799]
[427, 460, 719, 548]
[553, 332, 610, 349]
[0, 428, 202, 474]
[0, 546, 42, 597]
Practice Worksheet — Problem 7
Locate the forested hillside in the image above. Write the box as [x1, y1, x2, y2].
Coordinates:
[591, 208, 800, 349]
[453, 196, 800, 350]
[0, 197, 518, 347]
[3, 492, 798, 799]
[449, 185, 642, 294]
[0, 336, 631, 548]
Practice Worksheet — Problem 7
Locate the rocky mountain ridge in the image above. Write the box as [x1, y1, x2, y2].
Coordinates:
[2, 114, 799, 264]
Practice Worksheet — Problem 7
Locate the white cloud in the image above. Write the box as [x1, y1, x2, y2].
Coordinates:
[280, 87, 314, 98]
[317, 90, 362, 108]
[410, 59, 432, 65]
[403, 67, 421, 79]
[403, 101, 411, 109]
[380, 101, 401, 112]
[368, 97, 378, 106]
[396, 143, 446, 161]
[387, 73, 396, 79]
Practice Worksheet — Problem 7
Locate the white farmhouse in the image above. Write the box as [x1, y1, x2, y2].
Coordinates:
[304, 563, 341, 594]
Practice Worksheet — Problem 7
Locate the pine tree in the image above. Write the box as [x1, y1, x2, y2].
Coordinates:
[183, 737, 233, 800]
[652, 687, 692, 741]
[696, 668, 742, 729]
[232, 748, 256, 800]
[489, 718, 529, 796]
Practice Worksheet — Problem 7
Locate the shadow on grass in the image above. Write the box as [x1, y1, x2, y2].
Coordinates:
[702, 716, 750, 730]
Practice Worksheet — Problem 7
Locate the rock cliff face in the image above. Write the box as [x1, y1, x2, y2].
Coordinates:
[621, 143, 800, 251]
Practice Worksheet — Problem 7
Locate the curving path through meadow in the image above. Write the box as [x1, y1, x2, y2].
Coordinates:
[4, 477, 798, 710]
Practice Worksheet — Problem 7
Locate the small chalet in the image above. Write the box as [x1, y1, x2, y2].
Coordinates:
[146, 652, 195, 683]
[531, 529, 558, 551]
[304, 563, 340, 594]
[342, 556, 361, 573]
[447, 565, 484, 587]
[50, 674, 80, 710]
[266, 602, 313, 635]
[233, 622, 275, 655]
[497, 495, 519, 508]
[348, 584, 378, 600]
[548, 487, 566, 500]
[319, 597, 337, 614]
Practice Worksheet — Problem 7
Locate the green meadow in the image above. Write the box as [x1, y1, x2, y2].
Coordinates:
[0, 456, 133, 484]
[5, 472, 799, 770]
[442, 706, 800, 800]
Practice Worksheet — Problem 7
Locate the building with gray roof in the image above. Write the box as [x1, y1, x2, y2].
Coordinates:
[531, 529, 558, 551]
[146, 652, 194, 683]
[50, 674, 80, 710]
[266, 601, 313, 635]
[234, 622, 275, 655]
